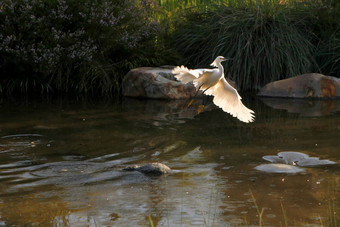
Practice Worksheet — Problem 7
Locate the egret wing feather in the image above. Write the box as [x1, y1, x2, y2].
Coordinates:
[193, 71, 215, 90]
[211, 78, 255, 123]
[172, 66, 199, 84]
[172, 66, 214, 87]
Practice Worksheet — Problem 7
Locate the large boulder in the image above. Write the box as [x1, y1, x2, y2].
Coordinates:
[122, 67, 197, 99]
[258, 73, 340, 98]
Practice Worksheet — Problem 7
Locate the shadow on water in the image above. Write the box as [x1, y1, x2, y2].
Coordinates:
[0, 95, 339, 226]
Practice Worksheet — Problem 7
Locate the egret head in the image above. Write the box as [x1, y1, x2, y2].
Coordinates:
[210, 56, 231, 67]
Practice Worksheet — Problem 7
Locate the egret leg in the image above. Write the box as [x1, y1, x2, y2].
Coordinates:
[202, 86, 212, 94]
[189, 85, 214, 114]
[196, 86, 213, 113]
[187, 84, 203, 107]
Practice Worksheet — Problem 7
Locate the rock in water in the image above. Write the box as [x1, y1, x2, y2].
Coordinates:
[258, 73, 340, 98]
[123, 67, 238, 99]
[255, 151, 336, 173]
[123, 163, 171, 175]
[122, 67, 197, 99]
[255, 163, 305, 173]
[263, 151, 336, 166]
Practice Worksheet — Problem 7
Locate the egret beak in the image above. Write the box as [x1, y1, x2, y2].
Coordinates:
[222, 57, 232, 61]
[221, 57, 232, 62]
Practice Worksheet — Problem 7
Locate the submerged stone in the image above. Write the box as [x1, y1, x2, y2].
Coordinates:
[263, 151, 336, 167]
[255, 163, 305, 173]
[163, 141, 187, 153]
[123, 163, 171, 175]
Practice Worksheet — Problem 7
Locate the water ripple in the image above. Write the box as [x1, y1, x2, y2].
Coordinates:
[1, 134, 43, 139]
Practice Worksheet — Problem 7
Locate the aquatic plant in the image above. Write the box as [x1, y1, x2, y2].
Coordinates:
[249, 189, 264, 226]
[148, 215, 155, 227]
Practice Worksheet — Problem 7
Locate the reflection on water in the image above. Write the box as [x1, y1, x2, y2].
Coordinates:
[0, 96, 339, 226]
[261, 97, 340, 117]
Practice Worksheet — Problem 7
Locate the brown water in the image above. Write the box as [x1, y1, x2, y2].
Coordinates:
[0, 96, 339, 226]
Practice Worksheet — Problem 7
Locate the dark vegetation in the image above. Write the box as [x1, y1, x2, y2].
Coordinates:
[0, 0, 339, 95]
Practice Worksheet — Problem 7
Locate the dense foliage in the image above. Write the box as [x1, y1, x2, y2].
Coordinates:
[0, 0, 165, 95]
[0, 0, 339, 95]
[169, 0, 340, 90]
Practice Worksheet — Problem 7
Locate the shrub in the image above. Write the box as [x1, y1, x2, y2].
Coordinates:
[316, 30, 340, 78]
[0, 0, 162, 95]
[171, 0, 339, 90]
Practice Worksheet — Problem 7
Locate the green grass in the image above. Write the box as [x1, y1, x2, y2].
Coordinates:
[317, 29, 340, 78]
[170, 0, 327, 90]
[160, 0, 339, 90]
[157, 0, 224, 10]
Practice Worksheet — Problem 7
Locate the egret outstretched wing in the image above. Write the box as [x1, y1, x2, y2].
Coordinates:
[210, 78, 255, 123]
[172, 56, 255, 123]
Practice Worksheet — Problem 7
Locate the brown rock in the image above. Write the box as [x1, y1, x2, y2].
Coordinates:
[122, 67, 197, 99]
[258, 73, 340, 98]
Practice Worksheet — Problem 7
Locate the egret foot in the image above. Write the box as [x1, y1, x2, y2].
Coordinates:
[187, 99, 195, 107]
[197, 105, 205, 114]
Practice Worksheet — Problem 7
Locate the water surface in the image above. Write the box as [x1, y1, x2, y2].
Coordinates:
[0, 96, 339, 226]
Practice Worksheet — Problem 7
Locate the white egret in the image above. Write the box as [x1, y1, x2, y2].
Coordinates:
[172, 56, 255, 123]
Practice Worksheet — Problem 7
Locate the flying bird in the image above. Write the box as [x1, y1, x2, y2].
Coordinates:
[172, 56, 255, 123]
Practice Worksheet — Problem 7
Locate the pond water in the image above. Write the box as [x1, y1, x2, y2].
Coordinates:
[0, 96, 339, 226]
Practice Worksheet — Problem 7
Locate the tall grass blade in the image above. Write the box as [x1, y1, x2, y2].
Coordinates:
[148, 215, 154, 227]
[249, 189, 264, 226]
[196, 193, 208, 226]
[280, 200, 288, 227]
